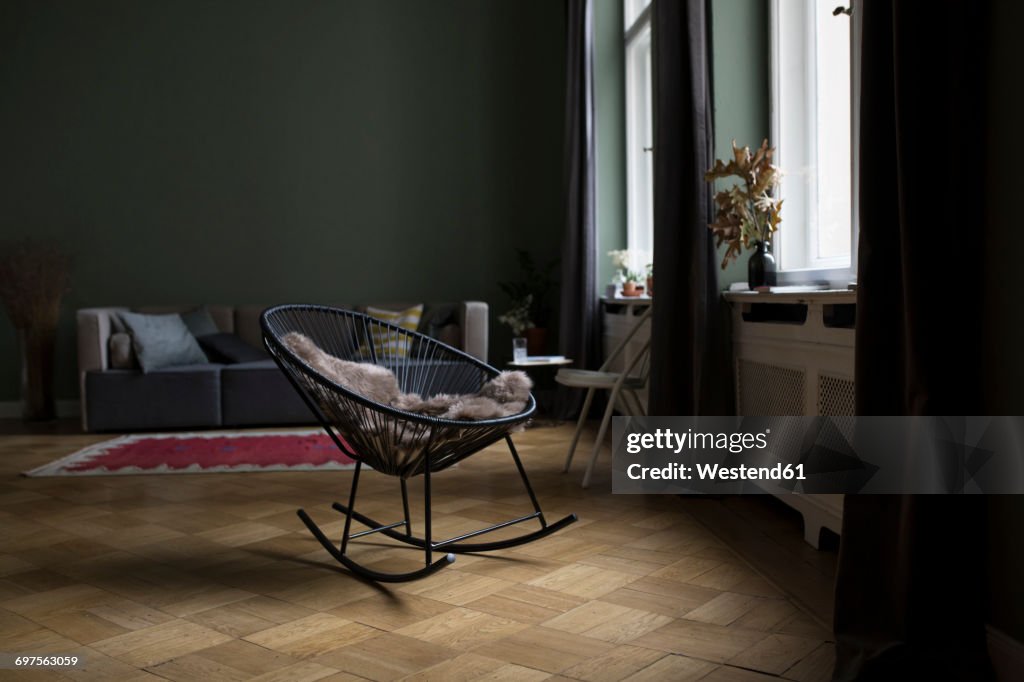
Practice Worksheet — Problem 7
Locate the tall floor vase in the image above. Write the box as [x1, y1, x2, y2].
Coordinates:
[19, 325, 57, 421]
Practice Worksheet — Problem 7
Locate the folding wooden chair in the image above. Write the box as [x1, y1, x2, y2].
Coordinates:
[556, 306, 652, 488]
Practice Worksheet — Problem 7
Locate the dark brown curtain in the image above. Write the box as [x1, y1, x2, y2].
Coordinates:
[649, 0, 726, 416]
[556, 0, 598, 419]
[836, 1, 992, 679]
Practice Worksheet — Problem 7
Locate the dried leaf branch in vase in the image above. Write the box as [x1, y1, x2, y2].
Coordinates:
[705, 139, 783, 270]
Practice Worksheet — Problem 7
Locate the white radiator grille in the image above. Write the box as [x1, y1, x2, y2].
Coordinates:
[818, 374, 855, 416]
[736, 359, 805, 416]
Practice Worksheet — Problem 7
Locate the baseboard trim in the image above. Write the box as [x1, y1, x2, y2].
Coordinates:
[0, 400, 80, 419]
[989, 625, 1024, 682]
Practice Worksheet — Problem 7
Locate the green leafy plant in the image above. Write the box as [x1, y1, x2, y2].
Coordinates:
[498, 295, 533, 336]
[498, 249, 558, 330]
[704, 139, 783, 269]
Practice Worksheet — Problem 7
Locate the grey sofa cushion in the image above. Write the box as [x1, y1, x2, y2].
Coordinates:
[118, 311, 208, 373]
[198, 333, 268, 364]
[85, 364, 222, 431]
[221, 360, 314, 426]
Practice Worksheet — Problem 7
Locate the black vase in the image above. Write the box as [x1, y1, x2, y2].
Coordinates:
[748, 240, 777, 289]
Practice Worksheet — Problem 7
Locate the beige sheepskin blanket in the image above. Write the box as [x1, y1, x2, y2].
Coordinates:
[283, 332, 532, 421]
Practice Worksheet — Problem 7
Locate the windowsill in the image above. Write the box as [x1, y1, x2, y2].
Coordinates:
[775, 265, 856, 289]
[723, 287, 856, 304]
[601, 294, 653, 303]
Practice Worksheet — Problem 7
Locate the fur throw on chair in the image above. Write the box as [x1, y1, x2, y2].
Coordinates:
[282, 332, 532, 421]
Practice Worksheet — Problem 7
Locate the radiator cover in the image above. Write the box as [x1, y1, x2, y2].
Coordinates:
[727, 290, 856, 547]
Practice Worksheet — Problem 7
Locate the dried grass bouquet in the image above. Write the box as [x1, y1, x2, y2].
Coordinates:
[0, 239, 71, 331]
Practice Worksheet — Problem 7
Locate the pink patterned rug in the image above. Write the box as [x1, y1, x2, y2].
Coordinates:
[25, 429, 358, 477]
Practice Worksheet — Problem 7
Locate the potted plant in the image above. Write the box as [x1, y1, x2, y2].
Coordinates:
[621, 270, 644, 297]
[498, 295, 533, 337]
[645, 263, 653, 297]
[705, 139, 783, 288]
[499, 250, 558, 355]
[0, 239, 71, 421]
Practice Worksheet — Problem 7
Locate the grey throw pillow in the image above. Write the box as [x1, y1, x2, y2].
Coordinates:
[118, 311, 209, 373]
[180, 305, 220, 337]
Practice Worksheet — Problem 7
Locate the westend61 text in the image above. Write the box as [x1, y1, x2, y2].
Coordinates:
[626, 462, 806, 481]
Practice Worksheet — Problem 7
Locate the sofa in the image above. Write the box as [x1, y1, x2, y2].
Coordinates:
[77, 302, 488, 432]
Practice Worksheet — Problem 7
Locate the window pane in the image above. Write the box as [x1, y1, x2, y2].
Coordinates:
[625, 0, 651, 30]
[773, 0, 853, 272]
[814, 2, 851, 261]
[625, 23, 653, 273]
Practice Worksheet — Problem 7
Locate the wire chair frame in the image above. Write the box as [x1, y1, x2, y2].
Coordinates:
[261, 304, 577, 582]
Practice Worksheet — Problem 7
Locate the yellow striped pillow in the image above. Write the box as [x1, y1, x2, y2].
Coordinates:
[364, 304, 423, 359]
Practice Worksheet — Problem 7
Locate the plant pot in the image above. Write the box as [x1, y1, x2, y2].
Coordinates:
[748, 240, 777, 289]
[646, 275, 653, 296]
[622, 281, 638, 296]
[18, 325, 58, 422]
[525, 327, 547, 355]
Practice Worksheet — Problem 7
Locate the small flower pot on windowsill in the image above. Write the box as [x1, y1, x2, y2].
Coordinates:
[621, 282, 644, 297]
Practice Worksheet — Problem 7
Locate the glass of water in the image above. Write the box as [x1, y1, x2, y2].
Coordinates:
[512, 337, 528, 363]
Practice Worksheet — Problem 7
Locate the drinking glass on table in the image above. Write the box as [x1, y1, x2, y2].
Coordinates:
[512, 338, 528, 363]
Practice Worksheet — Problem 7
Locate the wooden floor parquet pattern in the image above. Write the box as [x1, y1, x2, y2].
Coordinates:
[0, 424, 834, 681]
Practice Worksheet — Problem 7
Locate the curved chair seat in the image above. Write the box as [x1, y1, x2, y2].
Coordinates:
[261, 304, 576, 582]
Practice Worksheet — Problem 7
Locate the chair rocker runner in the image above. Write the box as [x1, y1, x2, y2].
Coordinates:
[261, 304, 577, 582]
[557, 305, 652, 488]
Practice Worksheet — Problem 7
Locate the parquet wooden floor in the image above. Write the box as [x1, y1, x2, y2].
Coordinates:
[0, 423, 834, 681]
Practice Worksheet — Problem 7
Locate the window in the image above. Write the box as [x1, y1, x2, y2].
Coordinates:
[624, 0, 653, 274]
[770, 0, 856, 276]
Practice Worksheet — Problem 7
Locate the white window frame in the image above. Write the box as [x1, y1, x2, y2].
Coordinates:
[624, 0, 653, 275]
[769, 0, 860, 285]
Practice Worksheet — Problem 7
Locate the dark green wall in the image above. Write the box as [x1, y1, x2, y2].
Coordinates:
[0, 0, 567, 401]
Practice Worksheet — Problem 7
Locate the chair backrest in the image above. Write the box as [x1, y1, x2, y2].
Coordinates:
[599, 306, 653, 376]
[262, 304, 492, 398]
[623, 338, 652, 386]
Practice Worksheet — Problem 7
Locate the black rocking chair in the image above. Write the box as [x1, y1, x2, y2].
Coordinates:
[261, 304, 577, 582]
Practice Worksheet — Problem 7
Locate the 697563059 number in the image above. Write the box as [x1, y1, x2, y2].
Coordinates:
[2, 654, 82, 668]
